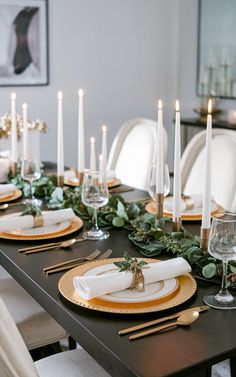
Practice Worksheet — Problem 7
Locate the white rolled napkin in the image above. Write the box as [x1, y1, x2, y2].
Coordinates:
[0, 158, 11, 183]
[106, 170, 116, 181]
[0, 184, 17, 197]
[165, 194, 202, 212]
[73, 257, 191, 300]
[0, 208, 76, 233]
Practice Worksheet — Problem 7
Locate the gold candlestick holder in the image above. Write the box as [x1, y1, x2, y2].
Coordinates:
[172, 218, 182, 232]
[57, 175, 64, 187]
[76, 171, 84, 185]
[200, 227, 210, 251]
[11, 162, 18, 176]
[155, 193, 164, 219]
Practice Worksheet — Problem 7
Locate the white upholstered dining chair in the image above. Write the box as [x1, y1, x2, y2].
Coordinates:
[0, 298, 110, 377]
[0, 266, 67, 351]
[107, 118, 168, 191]
[181, 128, 236, 212]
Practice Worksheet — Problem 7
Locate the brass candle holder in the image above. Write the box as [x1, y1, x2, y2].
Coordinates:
[156, 193, 164, 219]
[200, 227, 210, 251]
[76, 171, 84, 186]
[11, 162, 18, 176]
[172, 219, 182, 232]
[57, 175, 64, 187]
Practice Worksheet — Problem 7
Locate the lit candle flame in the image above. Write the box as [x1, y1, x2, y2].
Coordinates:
[90, 136, 95, 144]
[22, 103, 27, 110]
[175, 100, 180, 112]
[208, 99, 212, 114]
[102, 125, 107, 133]
[158, 99, 163, 110]
[58, 91, 63, 100]
[11, 92, 16, 100]
[78, 89, 84, 97]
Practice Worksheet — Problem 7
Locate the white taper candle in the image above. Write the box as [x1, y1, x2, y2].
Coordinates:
[173, 100, 182, 222]
[156, 99, 164, 193]
[57, 91, 64, 177]
[90, 137, 96, 170]
[101, 125, 107, 174]
[78, 89, 85, 172]
[11, 92, 18, 163]
[22, 103, 29, 159]
[201, 99, 212, 229]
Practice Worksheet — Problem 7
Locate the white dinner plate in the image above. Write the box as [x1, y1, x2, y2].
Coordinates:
[83, 263, 178, 303]
[9, 220, 71, 236]
[164, 196, 218, 216]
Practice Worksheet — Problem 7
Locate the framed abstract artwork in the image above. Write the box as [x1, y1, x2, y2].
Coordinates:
[0, 0, 49, 86]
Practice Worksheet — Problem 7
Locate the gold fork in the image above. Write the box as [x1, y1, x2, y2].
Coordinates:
[45, 249, 112, 275]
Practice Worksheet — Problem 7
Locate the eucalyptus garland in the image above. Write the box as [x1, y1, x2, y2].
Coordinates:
[9, 173, 236, 288]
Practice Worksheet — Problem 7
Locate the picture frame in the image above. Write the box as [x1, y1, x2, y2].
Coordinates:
[0, 0, 49, 86]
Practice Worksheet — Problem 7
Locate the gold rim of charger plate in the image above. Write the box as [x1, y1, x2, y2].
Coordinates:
[64, 178, 121, 188]
[0, 189, 22, 203]
[58, 258, 197, 314]
[0, 216, 83, 241]
[145, 201, 224, 221]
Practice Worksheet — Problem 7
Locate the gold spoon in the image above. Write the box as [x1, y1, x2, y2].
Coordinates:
[0, 202, 23, 210]
[23, 238, 86, 255]
[129, 310, 199, 340]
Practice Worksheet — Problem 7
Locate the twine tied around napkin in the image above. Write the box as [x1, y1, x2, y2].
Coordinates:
[114, 252, 148, 292]
[182, 195, 194, 210]
[33, 215, 44, 227]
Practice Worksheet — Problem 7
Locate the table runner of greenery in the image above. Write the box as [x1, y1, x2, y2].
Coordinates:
[9, 173, 236, 289]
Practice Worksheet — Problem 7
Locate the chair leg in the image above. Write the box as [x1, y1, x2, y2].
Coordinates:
[230, 356, 236, 376]
[30, 342, 62, 361]
[68, 336, 77, 350]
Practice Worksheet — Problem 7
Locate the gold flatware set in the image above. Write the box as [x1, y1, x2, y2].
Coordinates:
[44, 248, 113, 275]
[18, 237, 86, 254]
[119, 305, 209, 340]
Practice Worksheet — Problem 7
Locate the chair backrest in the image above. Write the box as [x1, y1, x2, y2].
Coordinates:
[181, 128, 236, 212]
[0, 298, 39, 377]
[107, 118, 168, 191]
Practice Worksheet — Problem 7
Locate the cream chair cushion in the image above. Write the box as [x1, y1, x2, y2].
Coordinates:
[0, 298, 110, 377]
[107, 118, 168, 191]
[0, 266, 66, 350]
[181, 129, 236, 212]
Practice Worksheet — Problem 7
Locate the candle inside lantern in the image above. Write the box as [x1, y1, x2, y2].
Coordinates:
[156, 99, 164, 194]
[201, 99, 212, 229]
[101, 125, 107, 175]
[22, 103, 29, 159]
[173, 100, 181, 222]
[57, 91, 64, 179]
[78, 89, 85, 172]
[11, 92, 18, 163]
[90, 137, 96, 170]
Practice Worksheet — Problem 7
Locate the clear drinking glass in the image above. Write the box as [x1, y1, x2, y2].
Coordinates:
[203, 213, 236, 309]
[21, 156, 42, 208]
[81, 170, 109, 240]
[149, 163, 170, 206]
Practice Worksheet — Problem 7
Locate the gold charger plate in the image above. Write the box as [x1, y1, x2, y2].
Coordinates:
[0, 189, 22, 203]
[145, 200, 222, 221]
[64, 177, 121, 188]
[58, 258, 197, 314]
[0, 216, 83, 241]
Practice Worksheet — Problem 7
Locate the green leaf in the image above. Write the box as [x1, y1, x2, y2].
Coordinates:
[116, 201, 129, 221]
[202, 263, 217, 278]
[112, 216, 125, 227]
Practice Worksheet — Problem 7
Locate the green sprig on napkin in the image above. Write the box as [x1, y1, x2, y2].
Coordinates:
[114, 251, 148, 272]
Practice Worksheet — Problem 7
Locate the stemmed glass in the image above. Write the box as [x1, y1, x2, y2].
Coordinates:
[21, 155, 42, 208]
[149, 163, 170, 211]
[204, 213, 236, 309]
[81, 170, 109, 240]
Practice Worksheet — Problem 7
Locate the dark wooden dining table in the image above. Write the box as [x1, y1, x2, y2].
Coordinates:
[0, 188, 236, 377]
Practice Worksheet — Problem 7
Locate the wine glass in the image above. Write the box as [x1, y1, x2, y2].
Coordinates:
[149, 163, 170, 211]
[81, 170, 109, 240]
[203, 213, 236, 309]
[21, 155, 42, 208]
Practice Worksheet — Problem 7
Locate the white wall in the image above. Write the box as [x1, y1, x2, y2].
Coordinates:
[0, 0, 179, 169]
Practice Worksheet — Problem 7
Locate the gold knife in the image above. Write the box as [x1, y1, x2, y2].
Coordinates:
[119, 305, 209, 335]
